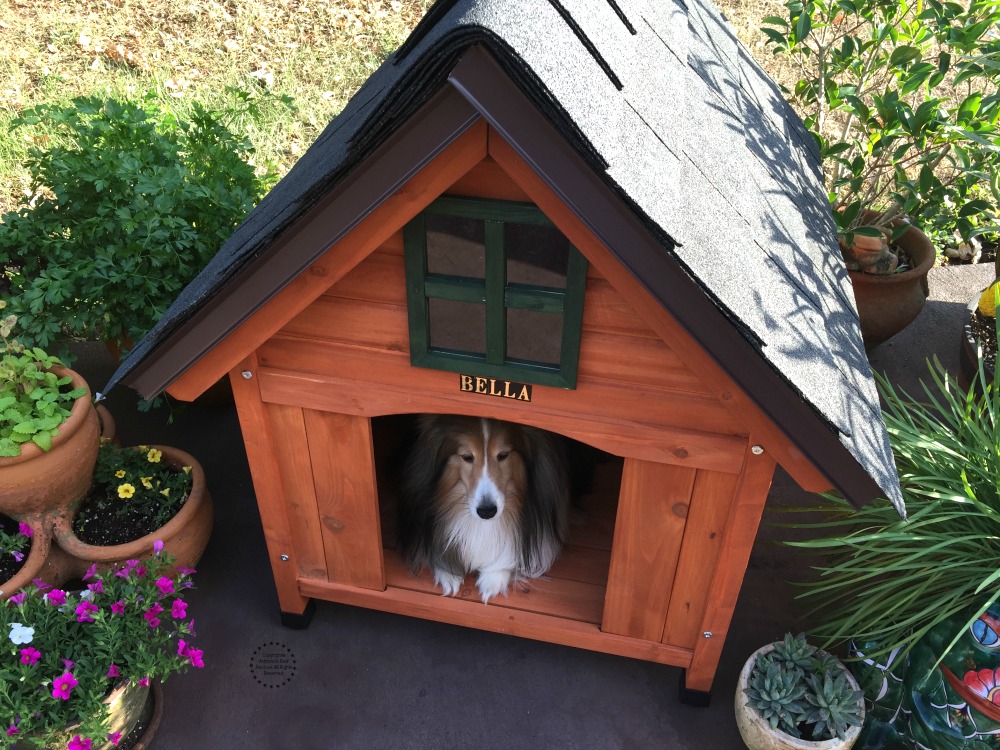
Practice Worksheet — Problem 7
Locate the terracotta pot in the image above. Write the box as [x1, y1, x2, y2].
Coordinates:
[96, 402, 118, 446]
[0, 367, 100, 520]
[958, 290, 997, 393]
[735, 643, 863, 750]
[52, 445, 213, 577]
[12, 678, 149, 750]
[0, 517, 50, 599]
[848, 222, 935, 349]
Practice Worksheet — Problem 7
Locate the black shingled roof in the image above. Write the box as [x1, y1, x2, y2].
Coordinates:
[104, 0, 904, 511]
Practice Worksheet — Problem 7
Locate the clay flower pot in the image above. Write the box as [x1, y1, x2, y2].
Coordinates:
[0, 518, 50, 599]
[847, 222, 935, 349]
[0, 366, 100, 520]
[735, 643, 863, 750]
[52, 445, 213, 577]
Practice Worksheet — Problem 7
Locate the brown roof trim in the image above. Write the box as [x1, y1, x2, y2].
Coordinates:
[123, 87, 481, 399]
[448, 45, 883, 506]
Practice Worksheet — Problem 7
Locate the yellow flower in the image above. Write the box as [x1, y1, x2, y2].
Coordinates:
[978, 281, 999, 318]
[147, 448, 162, 464]
[115, 470, 126, 479]
[160, 488, 171, 497]
[182, 466, 192, 475]
[118, 483, 136, 499]
[141, 476, 153, 490]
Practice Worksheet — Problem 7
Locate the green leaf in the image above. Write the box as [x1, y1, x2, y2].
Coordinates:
[889, 45, 921, 67]
[31, 431, 52, 452]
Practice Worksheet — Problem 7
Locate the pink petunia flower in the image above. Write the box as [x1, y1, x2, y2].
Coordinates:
[171, 600, 187, 619]
[138, 677, 150, 688]
[176, 566, 197, 577]
[11, 551, 23, 563]
[135, 565, 147, 578]
[87, 579, 104, 595]
[108, 731, 123, 746]
[107, 663, 120, 679]
[111, 600, 125, 615]
[32, 578, 49, 591]
[17, 523, 32, 537]
[52, 672, 78, 700]
[186, 647, 205, 669]
[75, 601, 98, 623]
[47, 589, 67, 607]
[8, 592, 25, 606]
[153, 540, 164, 555]
[5, 724, 16, 736]
[83, 563, 98, 581]
[61, 658, 75, 671]
[154, 577, 174, 597]
[68, 735, 92, 750]
[19, 647, 40, 665]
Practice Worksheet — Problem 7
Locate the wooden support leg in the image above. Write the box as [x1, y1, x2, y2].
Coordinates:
[280, 598, 316, 630]
[678, 669, 712, 707]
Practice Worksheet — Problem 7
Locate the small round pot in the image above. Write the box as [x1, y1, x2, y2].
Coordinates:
[52, 445, 213, 577]
[96, 402, 118, 446]
[735, 643, 863, 750]
[959, 290, 997, 393]
[0, 518, 50, 599]
[848, 222, 935, 349]
[0, 367, 100, 519]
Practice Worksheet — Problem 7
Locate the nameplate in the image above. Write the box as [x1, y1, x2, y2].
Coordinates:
[459, 374, 532, 402]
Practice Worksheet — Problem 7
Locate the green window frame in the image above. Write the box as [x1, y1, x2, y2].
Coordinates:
[403, 195, 588, 389]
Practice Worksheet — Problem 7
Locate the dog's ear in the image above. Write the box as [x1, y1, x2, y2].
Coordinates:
[403, 416, 454, 506]
[519, 426, 571, 536]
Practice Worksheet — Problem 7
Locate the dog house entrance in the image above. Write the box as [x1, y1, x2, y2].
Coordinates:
[371, 415, 623, 626]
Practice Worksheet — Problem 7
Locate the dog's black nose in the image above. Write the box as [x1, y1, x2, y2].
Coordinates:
[476, 502, 498, 519]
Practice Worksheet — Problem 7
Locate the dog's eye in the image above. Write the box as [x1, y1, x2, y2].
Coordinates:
[497, 451, 510, 462]
[461, 454, 474, 463]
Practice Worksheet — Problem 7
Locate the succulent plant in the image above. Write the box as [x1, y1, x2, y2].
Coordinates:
[744, 633, 863, 741]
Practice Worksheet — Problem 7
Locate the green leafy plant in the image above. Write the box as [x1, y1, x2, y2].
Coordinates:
[783, 322, 1000, 665]
[0, 549, 202, 748]
[0, 304, 87, 457]
[744, 633, 864, 740]
[762, 0, 1000, 261]
[0, 93, 275, 357]
[75, 443, 193, 540]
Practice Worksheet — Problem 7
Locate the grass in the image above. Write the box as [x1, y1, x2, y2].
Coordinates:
[0, 0, 435, 214]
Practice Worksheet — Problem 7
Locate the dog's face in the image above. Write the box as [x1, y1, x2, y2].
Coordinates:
[440, 419, 527, 522]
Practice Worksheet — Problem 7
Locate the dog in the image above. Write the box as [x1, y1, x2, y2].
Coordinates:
[398, 414, 571, 603]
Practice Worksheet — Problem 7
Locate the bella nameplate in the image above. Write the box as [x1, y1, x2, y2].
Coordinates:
[459, 374, 532, 402]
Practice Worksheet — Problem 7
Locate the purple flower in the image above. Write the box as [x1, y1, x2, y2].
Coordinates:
[138, 676, 150, 688]
[153, 540, 164, 555]
[143, 602, 163, 628]
[154, 577, 174, 597]
[177, 639, 205, 668]
[68, 735, 92, 750]
[87, 579, 104, 595]
[19, 647, 40, 665]
[62, 658, 75, 671]
[11, 551, 23, 563]
[17, 522, 32, 538]
[47, 589, 67, 607]
[176, 566, 197, 576]
[111, 600, 125, 615]
[75, 601, 98, 623]
[31, 578, 49, 592]
[8, 592, 25, 606]
[5, 724, 17, 736]
[135, 565, 147, 578]
[171, 599, 187, 619]
[108, 731, 122, 746]
[52, 672, 78, 700]
[83, 563, 98, 581]
[107, 663, 120, 679]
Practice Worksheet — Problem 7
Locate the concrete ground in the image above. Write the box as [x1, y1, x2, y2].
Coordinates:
[71, 262, 996, 750]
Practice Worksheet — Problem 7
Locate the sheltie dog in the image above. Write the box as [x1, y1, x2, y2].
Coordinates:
[398, 415, 571, 603]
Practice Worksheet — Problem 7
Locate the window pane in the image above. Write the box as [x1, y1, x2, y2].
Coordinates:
[507, 309, 562, 366]
[429, 298, 486, 355]
[506, 223, 570, 288]
[427, 214, 485, 278]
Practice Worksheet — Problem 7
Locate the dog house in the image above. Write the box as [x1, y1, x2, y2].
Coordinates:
[105, 0, 903, 701]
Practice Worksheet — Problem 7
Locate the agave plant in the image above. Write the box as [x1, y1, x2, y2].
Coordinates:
[783, 310, 1000, 664]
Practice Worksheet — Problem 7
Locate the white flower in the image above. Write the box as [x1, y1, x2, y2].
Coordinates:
[80, 589, 94, 601]
[8, 623, 33, 644]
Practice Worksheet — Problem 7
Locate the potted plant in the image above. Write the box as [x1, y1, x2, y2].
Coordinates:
[0, 307, 100, 519]
[959, 279, 998, 391]
[737, 632, 864, 750]
[762, 0, 1000, 347]
[0, 547, 203, 749]
[0, 94, 273, 361]
[52, 443, 212, 579]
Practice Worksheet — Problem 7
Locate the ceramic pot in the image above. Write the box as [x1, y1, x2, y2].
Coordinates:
[848, 222, 935, 349]
[0, 366, 100, 519]
[0, 518, 49, 599]
[12, 678, 149, 750]
[52, 445, 213, 577]
[95, 402, 118, 446]
[127, 679, 164, 750]
[736, 643, 863, 750]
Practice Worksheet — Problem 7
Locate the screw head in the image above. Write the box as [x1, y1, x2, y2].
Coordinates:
[241, 370, 253, 380]
[702, 631, 713, 638]
[751, 445, 764, 455]
[279, 554, 289, 562]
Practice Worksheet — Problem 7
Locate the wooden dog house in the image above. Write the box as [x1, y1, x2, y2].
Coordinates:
[106, 0, 903, 700]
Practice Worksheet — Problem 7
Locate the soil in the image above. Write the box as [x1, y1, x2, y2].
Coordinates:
[72, 492, 185, 547]
[0, 514, 27, 584]
[971, 310, 998, 375]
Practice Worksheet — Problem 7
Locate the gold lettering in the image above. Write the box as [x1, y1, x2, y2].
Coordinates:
[503, 381, 515, 399]
[475, 377, 488, 394]
[460, 375, 474, 392]
[489, 379, 503, 397]
[517, 385, 530, 401]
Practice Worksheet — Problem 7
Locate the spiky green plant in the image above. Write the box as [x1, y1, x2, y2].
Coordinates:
[744, 633, 863, 740]
[782, 301, 1000, 665]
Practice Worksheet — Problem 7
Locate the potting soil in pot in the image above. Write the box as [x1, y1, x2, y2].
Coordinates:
[970, 311, 997, 374]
